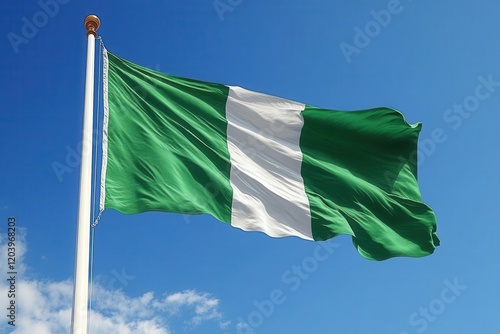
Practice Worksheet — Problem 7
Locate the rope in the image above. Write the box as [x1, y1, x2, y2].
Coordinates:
[91, 36, 104, 226]
[91, 210, 103, 228]
[91, 37, 107, 231]
[88, 36, 105, 333]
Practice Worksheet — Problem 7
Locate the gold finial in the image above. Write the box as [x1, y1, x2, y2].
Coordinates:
[84, 15, 100, 37]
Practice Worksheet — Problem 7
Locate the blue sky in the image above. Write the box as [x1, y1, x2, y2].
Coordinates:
[1, 1, 500, 333]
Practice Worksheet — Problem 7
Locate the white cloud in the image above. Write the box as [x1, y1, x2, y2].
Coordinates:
[0, 231, 226, 334]
[88, 311, 170, 334]
[236, 320, 253, 332]
[219, 320, 231, 330]
[163, 290, 223, 326]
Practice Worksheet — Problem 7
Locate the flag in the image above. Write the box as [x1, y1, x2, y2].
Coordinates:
[100, 49, 439, 260]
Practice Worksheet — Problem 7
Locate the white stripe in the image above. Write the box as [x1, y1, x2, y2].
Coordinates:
[226, 86, 312, 240]
[99, 48, 110, 212]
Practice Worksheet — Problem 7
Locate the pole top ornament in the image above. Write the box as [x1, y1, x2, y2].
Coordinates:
[84, 15, 100, 37]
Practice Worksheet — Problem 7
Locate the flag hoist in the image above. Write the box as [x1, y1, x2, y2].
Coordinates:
[71, 14, 100, 334]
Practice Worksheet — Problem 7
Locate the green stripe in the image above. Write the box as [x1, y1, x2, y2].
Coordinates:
[300, 106, 439, 260]
[105, 52, 233, 222]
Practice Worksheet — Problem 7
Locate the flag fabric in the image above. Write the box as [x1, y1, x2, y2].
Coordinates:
[100, 49, 439, 260]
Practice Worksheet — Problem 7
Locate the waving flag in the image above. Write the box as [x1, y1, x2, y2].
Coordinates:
[100, 49, 439, 260]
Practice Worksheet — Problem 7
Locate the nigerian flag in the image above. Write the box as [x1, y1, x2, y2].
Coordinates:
[100, 49, 439, 260]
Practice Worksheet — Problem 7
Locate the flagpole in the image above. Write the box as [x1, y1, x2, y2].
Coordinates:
[71, 14, 100, 334]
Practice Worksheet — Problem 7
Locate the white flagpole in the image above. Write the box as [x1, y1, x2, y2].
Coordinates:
[71, 14, 100, 334]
